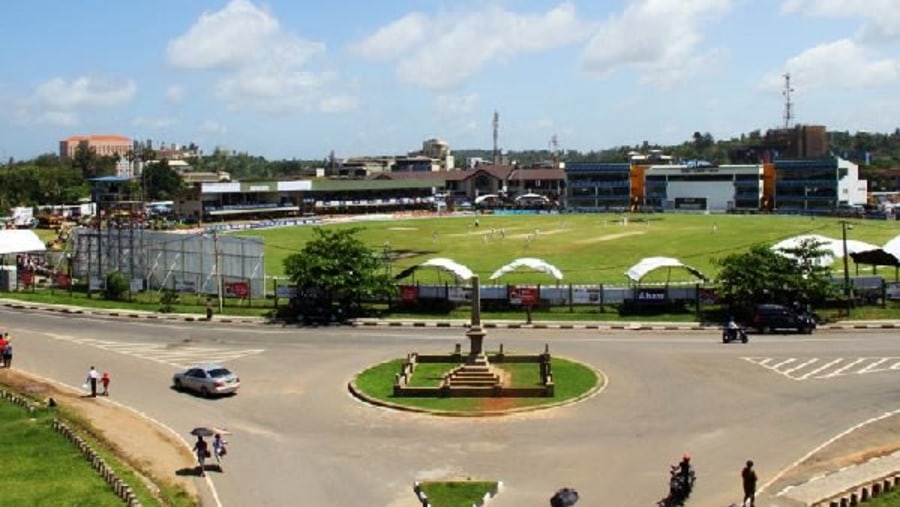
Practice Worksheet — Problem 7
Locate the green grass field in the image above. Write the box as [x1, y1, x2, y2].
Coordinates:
[235, 213, 898, 285]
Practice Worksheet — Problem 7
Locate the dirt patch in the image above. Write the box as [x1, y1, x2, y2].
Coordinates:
[0, 369, 198, 502]
[574, 230, 646, 244]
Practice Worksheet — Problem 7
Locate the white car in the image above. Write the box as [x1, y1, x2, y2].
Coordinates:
[173, 364, 240, 397]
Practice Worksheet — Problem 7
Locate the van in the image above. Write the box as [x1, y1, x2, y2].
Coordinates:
[752, 304, 816, 334]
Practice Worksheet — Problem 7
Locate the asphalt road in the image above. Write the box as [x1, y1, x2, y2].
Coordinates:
[5, 306, 900, 507]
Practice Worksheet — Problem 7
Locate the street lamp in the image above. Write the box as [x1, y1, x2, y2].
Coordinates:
[841, 220, 853, 315]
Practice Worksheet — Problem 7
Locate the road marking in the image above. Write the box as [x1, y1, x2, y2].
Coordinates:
[42, 333, 264, 368]
[743, 356, 900, 381]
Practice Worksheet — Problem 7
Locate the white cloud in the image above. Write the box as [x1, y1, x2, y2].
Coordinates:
[165, 85, 184, 103]
[350, 13, 428, 60]
[759, 38, 900, 91]
[780, 0, 900, 42]
[166, 0, 322, 71]
[132, 116, 177, 129]
[581, 0, 735, 86]
[434, 93, 480, 117]
[34, 76, 136, 110]
[353, 2, 592, 89]
[200, 120, 227, 135]
[37, 111, 79, 127]
[167, 0, 352, 115]
[319, 95, 358, 114]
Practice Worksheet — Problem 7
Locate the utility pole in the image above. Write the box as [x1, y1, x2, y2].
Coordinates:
[213, 231, 224, 312]
[841, 220, 852, 315]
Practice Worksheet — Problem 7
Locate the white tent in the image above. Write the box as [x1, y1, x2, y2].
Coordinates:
[489, 257, 563, 281]
[625, 256, 707, 283]
[394, 257, 474, 281]
[474, 194, 500, 205]
[772, 234, 880, 266]
[514, 193, 549, 202]
[0, 230, 46, 255]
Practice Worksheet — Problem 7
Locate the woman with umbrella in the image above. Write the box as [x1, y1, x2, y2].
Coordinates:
[190, 427, 213, 476]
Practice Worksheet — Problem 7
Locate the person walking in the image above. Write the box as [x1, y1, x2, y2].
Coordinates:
[86, 366, 99, 397]
[742, 459, 758, 507]
[212, 432, 228, 469]
[2, 339, 12, 369]
[0, 333, 7, 368]
[100, 372, 111, 396]
[193, 436, 209, 476]
[205, 298, 213, 321]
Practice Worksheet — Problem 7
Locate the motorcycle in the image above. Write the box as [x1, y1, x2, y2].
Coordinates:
[722, 325, 749, 343]
[667, 462, 696, 506]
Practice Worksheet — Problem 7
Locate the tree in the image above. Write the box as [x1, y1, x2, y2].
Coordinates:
[283, 228, 394, 321]
[715, 240, 834, 316]
[142, 160, 183, 201]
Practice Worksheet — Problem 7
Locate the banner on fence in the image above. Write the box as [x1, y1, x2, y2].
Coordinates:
[447, 286, 471, 302]
[89, 276, 104, 291]
[275, 284, 297, 298]
[130, 278, 144, 293]
[887, 282, 900, 300]
[225, 281, 249, 298]
[175, 279, 196, 294]
[572, 287, 600, 304]
[400, 285, 418, 303]
[55, 273, 71, 289]
[509, 286, 539, 307]
[636, 288, 667, 303]
[699, 287, 718, 305]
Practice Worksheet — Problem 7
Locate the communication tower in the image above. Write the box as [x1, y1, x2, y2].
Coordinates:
[550, 134, 559, 168]
[492, 110, 500, 165]
[782, 73, 795, 129]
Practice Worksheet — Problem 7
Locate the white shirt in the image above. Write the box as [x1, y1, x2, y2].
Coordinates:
[88, 369, 99, 379]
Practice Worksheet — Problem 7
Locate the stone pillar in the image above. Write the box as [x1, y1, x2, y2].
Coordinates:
[466, 275, 486, 360]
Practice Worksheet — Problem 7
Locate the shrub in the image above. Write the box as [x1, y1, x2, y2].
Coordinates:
[159, 289, 179, 313]
[103, 272, 130, 301]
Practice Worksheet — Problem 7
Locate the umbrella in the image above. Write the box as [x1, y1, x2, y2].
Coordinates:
[190, 427, 215, 437]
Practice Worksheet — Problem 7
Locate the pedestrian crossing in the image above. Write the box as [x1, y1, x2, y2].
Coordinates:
[743, 356, 900, 381]
[44, 333, 265, 368]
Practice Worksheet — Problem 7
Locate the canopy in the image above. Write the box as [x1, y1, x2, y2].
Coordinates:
[0, 230, 46, 255]
[489, 257, 563, 281]
[514, 193, 549, 202]
[849, 234, 900, 268]
[625, 256, 707, 283]
[393, 257, 474, 281]
[772, 234, 881, 267]
[474, 194, 500, 204]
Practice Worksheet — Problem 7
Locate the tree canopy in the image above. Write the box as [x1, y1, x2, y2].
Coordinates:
[282, 228, 395, 320]
[715, 239, 837, 315]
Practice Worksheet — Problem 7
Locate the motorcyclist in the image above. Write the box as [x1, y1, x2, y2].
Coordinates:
[726, 316, 740, 340]
[671, 452, 695, 497]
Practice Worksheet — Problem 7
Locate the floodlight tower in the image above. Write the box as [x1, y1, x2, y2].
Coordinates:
[782, 73, 795, 129]
[492, 110, 500, 165]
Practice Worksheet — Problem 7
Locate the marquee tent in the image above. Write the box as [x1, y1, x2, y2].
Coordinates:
[489, 257, 563, 281]
[850, 234, 900, 276]
[0, 230, 46, 255]
[625, 256, 707, 283]
[393, 257, 474, 282]
[772, 234, 880, 267]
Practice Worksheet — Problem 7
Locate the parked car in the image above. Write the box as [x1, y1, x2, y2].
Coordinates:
[751, 304, 816, 334]
[173, 364, 240, 397]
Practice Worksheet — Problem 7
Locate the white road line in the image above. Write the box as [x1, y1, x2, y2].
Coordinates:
[857, 358, 891, 374]
[771, 358, 798, 370]
[820, 358, 867, 378]
[796, 359, 845, 380]
[783, 358, 819, 376]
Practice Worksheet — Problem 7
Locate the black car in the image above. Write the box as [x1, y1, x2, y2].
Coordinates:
[751, 304, 816, 334]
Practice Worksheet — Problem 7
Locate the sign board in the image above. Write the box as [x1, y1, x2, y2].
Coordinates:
[887, 282, 900, 301]
[572, 287, 600, 304]
[275, 285, 297, 298]
[447, 286, 472, 302]
[399, 285, 419, 303]
[636, 288, 667, 303]
[699, 287, 718, 305]
[130, 278, 144, 293]
[509, 286, 539, 307]
[89, 276, 104, 291]
[55, 273, 71, 289]
[175, 279, 196, 294]
[674, 197, 707, 210]
[225, 281, 249, 298]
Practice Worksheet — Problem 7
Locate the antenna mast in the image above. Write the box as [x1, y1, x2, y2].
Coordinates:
[550, 134, 559, 168]
[782, 73, 794, 129]
[492, 110, 499, 165]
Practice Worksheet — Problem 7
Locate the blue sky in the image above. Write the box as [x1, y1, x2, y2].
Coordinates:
[2, 0, 899, 162]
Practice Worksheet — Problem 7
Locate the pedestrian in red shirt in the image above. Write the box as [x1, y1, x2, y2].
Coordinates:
[101, 372, 110, 396]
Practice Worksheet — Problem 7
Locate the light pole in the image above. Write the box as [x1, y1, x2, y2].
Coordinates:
[841, 220, 852, 315]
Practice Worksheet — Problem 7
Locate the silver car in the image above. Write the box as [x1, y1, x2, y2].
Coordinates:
[173, 364, 240, 397]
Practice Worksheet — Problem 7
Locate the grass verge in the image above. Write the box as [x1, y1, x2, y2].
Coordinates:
[419, 480, 498, 507]
[353, 354, 600, 414]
